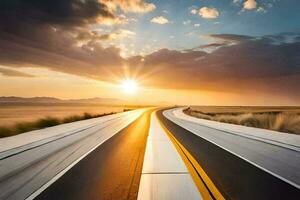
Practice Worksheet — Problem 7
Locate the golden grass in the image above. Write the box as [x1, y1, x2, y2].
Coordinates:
[0, 104, 140, 126]
[184, 107, 300, 135]
[0, 109, 133, 138]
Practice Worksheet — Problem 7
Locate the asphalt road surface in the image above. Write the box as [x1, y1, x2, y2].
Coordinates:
[157, 109, 300, 200]
[35, 110, 152, 200]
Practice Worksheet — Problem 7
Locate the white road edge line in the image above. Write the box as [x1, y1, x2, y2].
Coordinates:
[164, 110, 300, 190]
[175, 108, 300, 152]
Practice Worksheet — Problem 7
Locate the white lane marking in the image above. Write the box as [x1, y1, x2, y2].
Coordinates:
[137, 112, 202, 200]
[164, 109, 300, 189]
[142, 112, 188, 173]
[138, 174, 201, 200]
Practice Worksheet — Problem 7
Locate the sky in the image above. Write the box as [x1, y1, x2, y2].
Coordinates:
[0, 0, 299, 105]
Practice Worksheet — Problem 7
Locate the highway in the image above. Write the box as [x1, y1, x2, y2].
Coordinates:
[0, 108, 299, 200]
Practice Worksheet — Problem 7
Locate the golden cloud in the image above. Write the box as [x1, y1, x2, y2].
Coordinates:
[96, 14, 129, 25]
[244, 0, 257, 10]
[150, 16, 169, 24]
[109, 29, 136, 40]
[199, 7, 220, 19]
[99, 0, 156, 13]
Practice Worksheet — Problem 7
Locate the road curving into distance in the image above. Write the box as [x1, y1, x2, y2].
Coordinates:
[0, 107, 299, 200]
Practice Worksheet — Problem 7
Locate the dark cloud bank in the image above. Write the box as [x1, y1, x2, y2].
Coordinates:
[0, 0, 299, 103]
[0, 0, 124, 77]
[138, 35, 300, 101]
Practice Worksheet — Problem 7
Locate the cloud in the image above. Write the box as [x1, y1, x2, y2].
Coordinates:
[150, 16, 169, 24]
[98, 14, 129, 25]
[108, 29, 136, 40]
[0, 1, 125, 80]
[194, 24, 201, 27]
[0, 0, 115, 28]
[127, 33, 300, 101]
[244, 0, 258, 10]
[76, 29, 136, 42]
[76, 30, 110, 41]
[190, 9, 198, 15]
[0, 0, 129, 47]
[199, 7, 220, 19]
[0, 67, 35, 78]
[199, 43, 227, 49]
[100, 0, 156, 13]
[0, 0, 156, 81]
[257, 7, 267, 13]
[208, 34, 253, 42]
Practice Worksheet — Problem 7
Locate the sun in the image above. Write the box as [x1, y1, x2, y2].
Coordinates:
[120, 79, 139, 94]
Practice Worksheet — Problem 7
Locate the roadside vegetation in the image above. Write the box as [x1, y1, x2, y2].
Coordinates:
[0, 109, 132, 138]
[184, 106, 300, 135]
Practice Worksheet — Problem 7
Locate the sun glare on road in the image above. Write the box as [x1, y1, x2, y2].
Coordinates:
[120, 79, 138, 94]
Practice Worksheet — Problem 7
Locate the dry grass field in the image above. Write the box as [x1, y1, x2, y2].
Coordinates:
[184, 106, 300, 135]
[0, 103, 139, 126]
[0, 103, 141, 138]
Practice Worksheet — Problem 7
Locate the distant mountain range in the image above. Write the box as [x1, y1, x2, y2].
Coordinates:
[0, 96, 129, 105]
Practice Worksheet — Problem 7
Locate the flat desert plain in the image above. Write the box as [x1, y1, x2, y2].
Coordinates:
[0, 103, 138, 126]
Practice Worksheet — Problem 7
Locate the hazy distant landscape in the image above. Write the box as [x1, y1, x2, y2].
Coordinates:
[184, 106, 300, 135]
[0, 97, 143, 138]
[0, 97, 141, 125]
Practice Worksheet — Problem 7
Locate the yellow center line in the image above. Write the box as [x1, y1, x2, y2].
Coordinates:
[156, 111, 226, 200]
